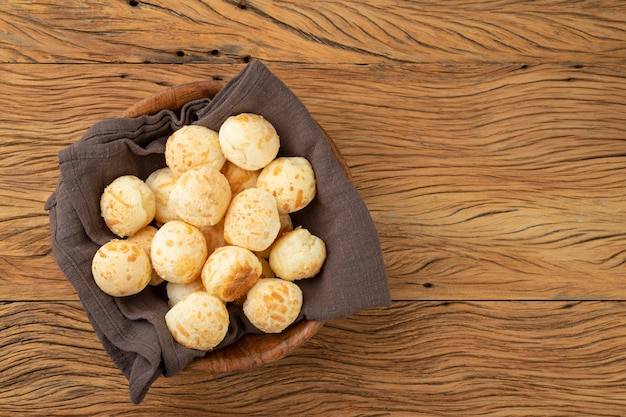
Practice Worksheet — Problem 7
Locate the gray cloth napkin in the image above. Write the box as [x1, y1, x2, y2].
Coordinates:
[45, 60, 390, 404]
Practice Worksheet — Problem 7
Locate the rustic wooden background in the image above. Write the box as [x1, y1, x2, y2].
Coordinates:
[2, 0, 626, 415]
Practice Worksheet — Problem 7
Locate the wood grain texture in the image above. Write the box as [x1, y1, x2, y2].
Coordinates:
[2, 63, 626, 301]
[0, 63, 238, 301]
[3, 301, 626, 416]
[1, 0, 626, 64]
[3, 1, 626, 414]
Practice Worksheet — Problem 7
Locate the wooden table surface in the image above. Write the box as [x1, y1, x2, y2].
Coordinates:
[2, 1, 626, 415]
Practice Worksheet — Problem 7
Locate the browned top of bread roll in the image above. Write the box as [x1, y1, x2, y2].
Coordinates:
[165, 291, 229, 350]
[165, 125, 225, 177]
[223, 188, 281, 252]
[218, 113, 280, 171]
[243, 278, 303, 333]
[91, 239, 152, 297]
[151, 220, 208, 284]
[201, 245, 262, 302]
[100, 175, 156, 238]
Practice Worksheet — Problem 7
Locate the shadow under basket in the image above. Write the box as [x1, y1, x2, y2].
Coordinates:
[122, 80, 351, 373]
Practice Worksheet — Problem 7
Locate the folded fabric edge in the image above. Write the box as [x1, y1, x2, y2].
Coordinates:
[47, 183, 169, 398]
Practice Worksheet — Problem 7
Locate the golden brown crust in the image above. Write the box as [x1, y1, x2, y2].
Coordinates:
[145, 167, 180, 225]
[199, 219, 227, 256]
[165, 125, 225, 177]
[223, 188, 281, 252]
[100, 175, 156, 237]
[165, 292, 229, 350]
[257, 157, 316, 213]
[243, 278, 303, 333]
[127, 225, 164, 286]
[269, 227, 327, 281]
[91, 239, 152, 297]
[151, 220, 208, 284]
[218, 113, 280, 171]
[220, 160, 260, 196]
[170, 166, 232, 228]
[201, 246, 262, 302]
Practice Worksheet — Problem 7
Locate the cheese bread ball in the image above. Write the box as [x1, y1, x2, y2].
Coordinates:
[220, 160, 260, 196]
[165, 292, 229, 350]
[91, 239, 152, 297]
[218, 113, 280, 171]
[170, 165, 232, 228]
[201, 246, 262, 302]
[165, 125, 225, 178]
[127, 225, 164, 286]
[199, 219, 226, 256]
[243, 278, 303, 334]
[223, 188, 281, 252]
[145, 167, 180, 225]
[257, 157, 316, 213]
[151, 220, 208, 284]
[231, 256, 276, 308]
[100, 175, 156, 237]
[127, 225, 158, 248]
[166, 278, 205, 307]
[257, 255, 275, 278]
[255, 211, 293, 258]
[269, 227, 327, 281]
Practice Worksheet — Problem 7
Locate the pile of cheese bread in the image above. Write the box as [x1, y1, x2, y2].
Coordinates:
[91, 113, 326, 350]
